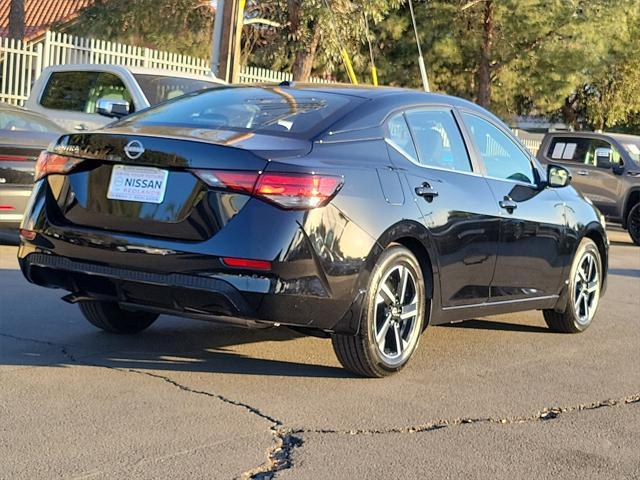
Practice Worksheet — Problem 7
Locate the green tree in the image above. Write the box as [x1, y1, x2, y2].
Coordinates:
[67, 0, 214, 59]
[251, 0, 403, 81]
[371, 0, 634, 119]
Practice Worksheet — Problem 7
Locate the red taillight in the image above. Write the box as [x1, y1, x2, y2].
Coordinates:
[19, 229, 36, 240]
[192, 170, 343, 210]
[0, 205, 15, 211]
[192, 170, 258, 194]
[34, 151, 83, 182]
[221, 257, 271, 270]
[0, 154, 30, 161]
[255, 173, 342, 209]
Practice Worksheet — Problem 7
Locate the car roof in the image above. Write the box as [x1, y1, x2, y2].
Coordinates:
[41, 63, 225, 84]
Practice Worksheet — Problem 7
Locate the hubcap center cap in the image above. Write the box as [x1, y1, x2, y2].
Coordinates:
[391, 305, 401, 317]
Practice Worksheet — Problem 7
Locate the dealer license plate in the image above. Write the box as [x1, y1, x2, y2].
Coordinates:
[107, 165, 169, 204]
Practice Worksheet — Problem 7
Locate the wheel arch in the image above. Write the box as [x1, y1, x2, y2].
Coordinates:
[331, 220, 440, 334]
[582, 221, 608, 294]
[621, 188, 640, 229]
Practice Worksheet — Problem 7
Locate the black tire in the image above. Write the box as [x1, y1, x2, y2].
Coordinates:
[627, 203, 640, 246]
[79, 301, 158, 334]
[543, 238, 602, 333]
[331, 245, 427, 377]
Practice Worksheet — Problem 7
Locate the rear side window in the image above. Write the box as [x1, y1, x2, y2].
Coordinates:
[41, 71, 134, 114]
[0, 110, 62, 133]
[405, 109, 472, 172]
[386, 113, 418, 161]
[117, 87, 359, 138]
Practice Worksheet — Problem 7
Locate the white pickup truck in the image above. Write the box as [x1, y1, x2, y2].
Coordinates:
[25, 64, 224, 131]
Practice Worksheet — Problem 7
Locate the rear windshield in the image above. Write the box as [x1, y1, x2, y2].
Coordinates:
[134, 74, 219, 105]
[117, 86, 360, 138]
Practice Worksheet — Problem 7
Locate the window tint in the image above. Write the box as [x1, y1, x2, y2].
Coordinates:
[462, 113, 535, 184]
[41, 71, 134, 114]
[117, 87, 358, 138]
[405, 109, 472, 172]
[548, 137, 622, 168]
[386, 113, 418, 161]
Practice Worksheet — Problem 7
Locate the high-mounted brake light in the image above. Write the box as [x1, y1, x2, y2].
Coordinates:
[191, 170, 343, 210]
[34, 151, 83, 182]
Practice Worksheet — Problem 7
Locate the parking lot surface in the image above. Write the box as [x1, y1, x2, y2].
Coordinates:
[1, 228, 638, 479]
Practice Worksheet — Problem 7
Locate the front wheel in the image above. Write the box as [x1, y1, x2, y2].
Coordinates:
[627, 203, 640, 246]
[332, 245, 427, 377]
[543, 238, 602, 333]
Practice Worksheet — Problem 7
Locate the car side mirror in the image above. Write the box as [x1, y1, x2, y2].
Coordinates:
[595, 147, 612, 169]
[547, 164, 571, 188]
[96, 98, 130, 119]
[612, 159, 625, 175]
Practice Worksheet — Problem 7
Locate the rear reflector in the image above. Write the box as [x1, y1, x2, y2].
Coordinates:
[221, 257, 271, 270]
[19, 229, 36, 240]
[34, 151, 84, 182]
[0, 154, 30, 161]
[192, 170, 343, 210]
[0, 205, 15, 211]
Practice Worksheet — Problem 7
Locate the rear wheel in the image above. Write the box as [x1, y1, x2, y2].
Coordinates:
[331, 245, 427, 377]
[543, 238, 601, 333]
[627, 203, 640, 246]
[79, 301, 158, 334]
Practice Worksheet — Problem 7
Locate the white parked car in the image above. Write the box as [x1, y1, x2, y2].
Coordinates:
[25, 64, 225, 131]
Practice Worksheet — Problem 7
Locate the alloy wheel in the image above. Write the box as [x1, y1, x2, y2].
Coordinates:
[628, 205, 640, 244]
[573, 251, 600, 325]
[373, 264, 422, 366]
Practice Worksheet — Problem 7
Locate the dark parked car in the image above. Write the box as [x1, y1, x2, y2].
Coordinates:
[0, 102, 64, 237]
[18, 86, 608, 377]
[537, 131, 640, 245]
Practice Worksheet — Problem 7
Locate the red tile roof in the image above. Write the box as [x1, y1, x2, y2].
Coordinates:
[0, 0, 93, 40]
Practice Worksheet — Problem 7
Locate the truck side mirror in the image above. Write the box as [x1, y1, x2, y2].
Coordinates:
[96, 98, 130, 119]
[595, 147, 612, 169]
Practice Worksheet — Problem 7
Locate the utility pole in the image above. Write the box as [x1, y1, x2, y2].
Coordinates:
[211, 0, 245, 83]
[408, 0, 430, 92]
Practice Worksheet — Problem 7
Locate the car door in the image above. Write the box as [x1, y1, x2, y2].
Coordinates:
[544, 136, 622, 217]
[386, 108, 499, 307]
[460, 111, 566, 302]
[37, 71, 136, 131]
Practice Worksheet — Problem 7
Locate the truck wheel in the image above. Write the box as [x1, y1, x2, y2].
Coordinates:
[331, 245, 427, 377]
[627, 203, 640, 246]
[79, 301, 158, 334]
[543, 238, 602, 333]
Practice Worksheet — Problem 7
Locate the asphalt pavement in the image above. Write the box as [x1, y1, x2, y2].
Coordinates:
[0, 228, 638, 479]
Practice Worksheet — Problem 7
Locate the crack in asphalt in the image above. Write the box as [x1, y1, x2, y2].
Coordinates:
[3, 332, 639, 479]
[290, 393, 640, 436]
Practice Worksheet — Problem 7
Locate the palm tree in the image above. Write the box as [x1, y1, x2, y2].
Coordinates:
[8, 0, 25, 41]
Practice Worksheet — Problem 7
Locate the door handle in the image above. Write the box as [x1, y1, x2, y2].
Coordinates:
[499, 196, 517, 213]
[74, 123, 88, 131]
[576, 170, 589, 176]
[415, 182, 439, 202]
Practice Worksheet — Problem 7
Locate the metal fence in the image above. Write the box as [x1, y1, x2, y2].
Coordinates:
[0, 31, 333, 106]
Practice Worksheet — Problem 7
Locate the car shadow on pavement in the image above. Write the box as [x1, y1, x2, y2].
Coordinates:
[608, 268, 640, 278]
[441, 319, 550, 333]
[1, 322, 357, 379]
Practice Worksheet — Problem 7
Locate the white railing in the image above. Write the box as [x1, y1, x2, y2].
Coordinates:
[0, 37, 42, 105]
[0, 31, 336, 106]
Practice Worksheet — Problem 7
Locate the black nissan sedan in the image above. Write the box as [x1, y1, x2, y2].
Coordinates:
[18, 85, 608, 377]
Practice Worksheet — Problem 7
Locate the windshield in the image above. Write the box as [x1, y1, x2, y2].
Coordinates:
[117, 86, 359, 138]
[134, 74, 220, 105]
[0, 109, 63, 133]
[621, 139, 640, 165]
